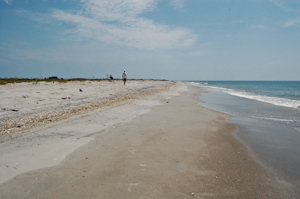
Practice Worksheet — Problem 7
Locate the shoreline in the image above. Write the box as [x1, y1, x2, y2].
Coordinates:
[194, 83, 300, 197]
[0, 82, 291, 198]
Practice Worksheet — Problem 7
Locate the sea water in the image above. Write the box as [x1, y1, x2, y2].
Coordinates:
[188, 81, 300, 195]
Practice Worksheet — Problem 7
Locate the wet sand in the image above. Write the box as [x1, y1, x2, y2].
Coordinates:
[0, 82, 292, 198]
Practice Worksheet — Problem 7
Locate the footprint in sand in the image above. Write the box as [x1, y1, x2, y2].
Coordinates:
[128, 149, 136, 155]
[140, 163, 147, 171]
[128, 182, 138, 192]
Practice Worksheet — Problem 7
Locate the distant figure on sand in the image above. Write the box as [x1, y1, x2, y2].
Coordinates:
[122, 71, 127, 85]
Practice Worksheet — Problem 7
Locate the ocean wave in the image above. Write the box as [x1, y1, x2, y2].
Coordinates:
[252, 116, 298, 122]
[201, 85, 230, 91]
[225, 90, 300, 109]
[189, 81, 300, 109]
[187, 82, 210, 86]
[252, 116, 300, 132]
[188, 82, 200, 85]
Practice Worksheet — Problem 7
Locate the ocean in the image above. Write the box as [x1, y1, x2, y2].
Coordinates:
[188, 81, 300, 195]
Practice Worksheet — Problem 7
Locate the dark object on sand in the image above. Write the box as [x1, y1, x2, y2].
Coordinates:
[79, 89, 82, 92]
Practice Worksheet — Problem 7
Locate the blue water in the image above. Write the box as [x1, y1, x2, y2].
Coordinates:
[195, 81, 300, 108]
[188, 81, 300, 196]
[191, 81, 300, 132]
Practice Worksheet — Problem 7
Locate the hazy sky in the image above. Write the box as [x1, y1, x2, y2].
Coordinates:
[0, 0, 299, 80]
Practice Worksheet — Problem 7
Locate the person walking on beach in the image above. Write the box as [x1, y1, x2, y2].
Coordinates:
[122, 70, 127, 85]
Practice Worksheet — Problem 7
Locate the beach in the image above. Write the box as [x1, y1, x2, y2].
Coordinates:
[0, 80, 292, 198]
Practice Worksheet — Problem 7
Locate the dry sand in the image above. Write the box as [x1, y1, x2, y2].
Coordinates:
[0, 80, 174, 184]
[0, 81, 292, 198]
[0, 80, 171, 138]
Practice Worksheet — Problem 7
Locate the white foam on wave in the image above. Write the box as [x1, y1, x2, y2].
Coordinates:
[252, 116, 298, 122]
[252, 116, 300, 132]
[189, 82, 300, 109]
[187, 82, 211, 86]
[188, 82, 200, 85]
[225, 90, 300, 109]
[201, 85, 228, 91]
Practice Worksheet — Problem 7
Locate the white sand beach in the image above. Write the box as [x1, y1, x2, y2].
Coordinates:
[0, 80, 292, 198]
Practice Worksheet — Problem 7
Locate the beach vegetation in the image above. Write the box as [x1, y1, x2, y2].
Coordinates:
[0, 77, 97, 85]
[48, 76, 58, 80]
[0, 77, 168, 85]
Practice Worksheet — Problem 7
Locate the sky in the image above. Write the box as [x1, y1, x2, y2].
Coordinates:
[0, 0, 299, 80]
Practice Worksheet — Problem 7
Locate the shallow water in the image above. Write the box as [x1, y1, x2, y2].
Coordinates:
[190, 82, 300, 196]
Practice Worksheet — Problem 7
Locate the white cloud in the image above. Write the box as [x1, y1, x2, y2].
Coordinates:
[269, 0, 285, 9]
[186, 50, 206, 57]
[231, 20, 243, 24]
[269, 0, 300, 12]
[269, 1, 300, 28]
[169, 0, 186, 9]
[80, 0, 157, 21]
[16, 9, 54, 24]
[52, 0, 196, 50]
[251, 24, 269, 29]
[4, 0, 12, 5]
[283, 18, 300, 27]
